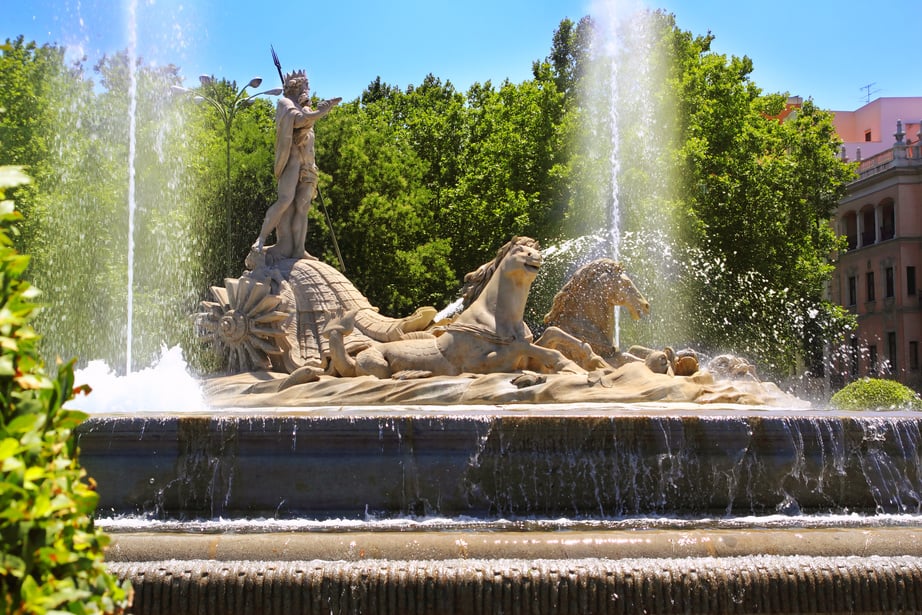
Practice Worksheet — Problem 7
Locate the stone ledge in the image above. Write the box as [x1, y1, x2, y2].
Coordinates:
[106, 526, 922, 562]
[110, 555, 922, 614]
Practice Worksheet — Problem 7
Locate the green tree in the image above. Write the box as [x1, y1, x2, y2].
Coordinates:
[540, 12, 854, 374]
[669, 21, 854, 370]
[316, 91, 456, 314]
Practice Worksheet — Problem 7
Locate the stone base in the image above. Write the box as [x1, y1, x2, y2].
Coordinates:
[78, 406, 922, 518]
[111, 555, 922, 614]
[83, 405, 922, 613]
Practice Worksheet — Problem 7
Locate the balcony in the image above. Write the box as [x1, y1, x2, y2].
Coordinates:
[857, 149, 895, 176]
[854, 126, 922, 180]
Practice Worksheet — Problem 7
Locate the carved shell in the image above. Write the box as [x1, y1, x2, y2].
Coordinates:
[195, 277, 289, 373]
[272, 258, 376, 373]
[195, 258, 429, 374]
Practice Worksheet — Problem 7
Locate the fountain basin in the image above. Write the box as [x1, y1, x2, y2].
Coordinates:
[77, 405, 922, 519]
[78, 404, 922, 612]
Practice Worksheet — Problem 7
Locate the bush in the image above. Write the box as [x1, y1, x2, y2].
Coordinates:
[829, 377, 922, 411]
[0, 167, 130, 614]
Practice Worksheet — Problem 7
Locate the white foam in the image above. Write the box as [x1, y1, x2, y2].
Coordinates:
[69, 345, 205, 413]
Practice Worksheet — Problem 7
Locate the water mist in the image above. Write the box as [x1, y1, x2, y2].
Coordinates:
[571, 0, 684, 352]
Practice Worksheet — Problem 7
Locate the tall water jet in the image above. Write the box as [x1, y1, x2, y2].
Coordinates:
[576, 1, 686, 353]
[20, 1, 204, 374]
[126, 0, 138, 375]
[599, 0, 625, 350]
[593, 0, 625, 263]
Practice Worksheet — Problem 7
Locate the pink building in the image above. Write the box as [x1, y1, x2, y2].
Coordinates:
[833, 97, 922, 163]
[831, 98, 922, 389]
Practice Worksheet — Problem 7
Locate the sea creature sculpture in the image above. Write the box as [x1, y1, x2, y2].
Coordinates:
[195, 277, 290, 373]
[326, 237, 587, 378]
[543, 258, 650, 362]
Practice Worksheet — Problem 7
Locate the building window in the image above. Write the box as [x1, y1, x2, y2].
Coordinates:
[887, 331, 897, 374]
[869, 345, 878, 376]
[866, 272, 875, 302]
[848, 276, 857, 306]
[862, 209, 876, 246]
[844, 212, 858, 250]
[910, 341, 919, 371]
[885, 267, 895, 298]
[908, 266, 917, 297]
[865, 130, 872, 142]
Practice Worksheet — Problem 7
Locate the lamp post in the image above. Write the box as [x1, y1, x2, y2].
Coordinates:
[172, 75, 282, 276]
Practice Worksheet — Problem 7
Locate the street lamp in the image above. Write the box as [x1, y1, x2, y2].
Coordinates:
[172, 75, 283, 275]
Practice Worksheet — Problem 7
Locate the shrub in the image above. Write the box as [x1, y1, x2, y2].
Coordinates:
[829, 377, 922, 411]
[0, 166, 131, 614]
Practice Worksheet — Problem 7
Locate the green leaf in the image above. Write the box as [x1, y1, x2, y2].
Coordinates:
[5, 412, 41, 435]
[0, 436, 19, 458]
[0, 552, 26, 578]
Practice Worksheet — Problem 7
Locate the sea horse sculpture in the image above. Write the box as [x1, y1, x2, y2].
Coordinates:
[196, 238, 658, 379]
[325, 237, 601, 378]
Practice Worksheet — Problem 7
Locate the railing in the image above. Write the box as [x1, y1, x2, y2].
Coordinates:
[858, 149, 894, 175]
[856, 142, 922, 179]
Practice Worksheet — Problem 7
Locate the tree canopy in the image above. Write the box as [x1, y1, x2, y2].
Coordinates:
[1, 12, 855, 378]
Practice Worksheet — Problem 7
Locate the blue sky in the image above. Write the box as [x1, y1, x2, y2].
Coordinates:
[3, 0, 919, 111]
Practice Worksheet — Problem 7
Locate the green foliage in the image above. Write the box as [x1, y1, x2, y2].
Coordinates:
[314, 70, 568, 313]
[572, 12, 853, 373]
[830, 378, 922, 411]
[677, 56, 854, 369]
[4, 14, 857, 377]
[0, 168, 130, 614]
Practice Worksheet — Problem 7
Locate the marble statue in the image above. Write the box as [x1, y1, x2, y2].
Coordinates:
[195, 230, 803, 407]
[252, 69, 341, 263]
[324, 237, 589, 378]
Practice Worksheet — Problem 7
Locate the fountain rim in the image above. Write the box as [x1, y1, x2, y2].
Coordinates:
[104, 525, 922, 562]
[74, 402, 922, 420]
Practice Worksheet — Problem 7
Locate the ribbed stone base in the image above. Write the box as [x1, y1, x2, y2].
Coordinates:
[111, 556, 922, 614]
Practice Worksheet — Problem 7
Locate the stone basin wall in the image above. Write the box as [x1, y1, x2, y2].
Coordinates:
[77, 405, 922, 519]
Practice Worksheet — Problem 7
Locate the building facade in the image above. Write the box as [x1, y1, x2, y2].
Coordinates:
[831, 98, 922, 389]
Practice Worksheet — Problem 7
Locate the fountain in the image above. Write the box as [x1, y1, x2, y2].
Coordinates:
[76, 200, 922, 611]
[21, 2, 922, 614]
[75, 243, 922, 612]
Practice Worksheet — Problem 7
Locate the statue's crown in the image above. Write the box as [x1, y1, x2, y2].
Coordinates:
[284, 69, 307, 83]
